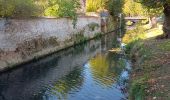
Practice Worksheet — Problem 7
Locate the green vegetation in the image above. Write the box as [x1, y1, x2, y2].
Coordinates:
[86, 0, 106, 12]
[87, 22, 100, 31]
[94, 32, 102, 38]
[123, 23, 163, 45]
[123, 25, 145, 44]
[44, 0, 80, 18]
[123, 0, 147, 16]
[123, 20, 170, 99]
[135, 0, 170, 37]
[0, 0, 80, 27]
[70, 31, 88, 44]
[0, 0, 39, 18]
[0, 0, 80, 20]
[86, 0, 124, 18]
[130, 77, 148, 100]
[105, 0, 124, 18]
[127, 38, 170, 99]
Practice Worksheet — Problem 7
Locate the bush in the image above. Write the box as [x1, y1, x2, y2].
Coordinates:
[45, 0, 79, 17]
[44, 0, 80, 27]
[0, 0, 40, 18]
[86, 0, 106, 12]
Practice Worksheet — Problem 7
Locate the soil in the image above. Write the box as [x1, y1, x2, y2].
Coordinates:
[131, 39, 170, 100]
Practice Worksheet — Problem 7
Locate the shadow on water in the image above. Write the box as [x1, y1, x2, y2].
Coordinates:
[0, 31, 130, 100]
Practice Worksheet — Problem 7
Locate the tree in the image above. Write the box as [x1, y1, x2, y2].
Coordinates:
[0, 0, 40, 18]
[86, 0, 106, 12]
[123, 0, 147, 17]
[106, 0, 124, 17]
[44, 0, 80, 28]
[135, 0, 170, 38]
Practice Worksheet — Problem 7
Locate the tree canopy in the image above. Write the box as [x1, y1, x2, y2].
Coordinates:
[123, 0, 147, 16]
[0, 0, 39, 18]
[135, 0, 170, 8]
[134, 0, 167, 16]
[0, 0, 80, 18]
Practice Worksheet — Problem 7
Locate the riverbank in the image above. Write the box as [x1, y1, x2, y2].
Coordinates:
[130, 39, 170, 100]
[124, 24, 170, 99]
[0, 31, 128, 100]
[0, 16, 102, 72]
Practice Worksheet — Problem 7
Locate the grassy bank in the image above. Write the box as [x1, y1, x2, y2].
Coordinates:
[123, 24, 170, 100]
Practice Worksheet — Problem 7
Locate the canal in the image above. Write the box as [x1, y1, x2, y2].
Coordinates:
[0, 31, 131, 100]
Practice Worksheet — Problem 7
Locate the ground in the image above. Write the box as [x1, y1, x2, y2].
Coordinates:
[130, 39, 170, 100]
[124, 24, 170, 100]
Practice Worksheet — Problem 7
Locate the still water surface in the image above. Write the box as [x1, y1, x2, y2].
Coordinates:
[0, 32, 130, 100]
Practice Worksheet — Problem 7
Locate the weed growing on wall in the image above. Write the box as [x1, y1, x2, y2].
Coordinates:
[88, 22, 100, 31]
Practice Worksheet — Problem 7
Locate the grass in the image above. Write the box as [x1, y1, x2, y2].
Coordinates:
[124, 23, 170, 100]
[122, 23, 163, 44]
[158, 40, 170, 51]
[131, 39, 170, 99]
[129, 77, 148, 100]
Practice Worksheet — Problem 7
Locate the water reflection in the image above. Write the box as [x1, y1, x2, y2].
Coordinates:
[43, 67, 83, 100]
[89, 53, 115, 87]
[0, 32, 130, 100]
[41, 53, 129, 100]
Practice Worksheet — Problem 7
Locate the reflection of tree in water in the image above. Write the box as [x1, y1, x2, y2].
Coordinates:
[89, 53, 126, 87]
[72, 43, 86, 55]
[107, 53, 129, 99]
[89, 53, 115, 87]
[48, 67, 84, 100]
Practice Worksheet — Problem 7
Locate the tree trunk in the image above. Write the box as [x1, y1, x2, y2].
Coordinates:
[163, 4, 170, 38]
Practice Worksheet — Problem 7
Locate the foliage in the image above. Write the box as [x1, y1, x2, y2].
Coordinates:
[86, 0, 106, 12]
[45, 0, 80, 27]
[94, 32, 102, 38]
[0, 0, 40, 18]
[134, 0, 170, 16]
[106, 0, 124, 17]
[125, 39, 141, 55]
[135, 0, 170, 8]
[122, 24, 146, 44]
[86, 0, 124, 18]
[70, 31, 88, 44]
[45, 0, 80, 18]
[87, 22, 100, 31]
[123, 0, 147, 16]
[130, 77, 148, 100]
[0, 0, 80, 21]
[0, 0, 80, 27]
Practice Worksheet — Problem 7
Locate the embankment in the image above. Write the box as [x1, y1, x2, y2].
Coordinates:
[0, 16, 112, 72]
[124, 26, 170, 99]
[128, 39, 170, 100]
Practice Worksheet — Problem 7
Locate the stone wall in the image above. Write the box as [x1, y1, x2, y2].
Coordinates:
[0, 16, 101, 71]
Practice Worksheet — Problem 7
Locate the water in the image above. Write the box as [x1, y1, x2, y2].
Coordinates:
[0, 31, 131, 100]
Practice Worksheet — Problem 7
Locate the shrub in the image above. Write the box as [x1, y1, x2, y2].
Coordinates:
[0, 0, 40, 18]
[44, 0, 80, 18]
[86, 0, 106, 12]
[44, 0, 80, 27]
